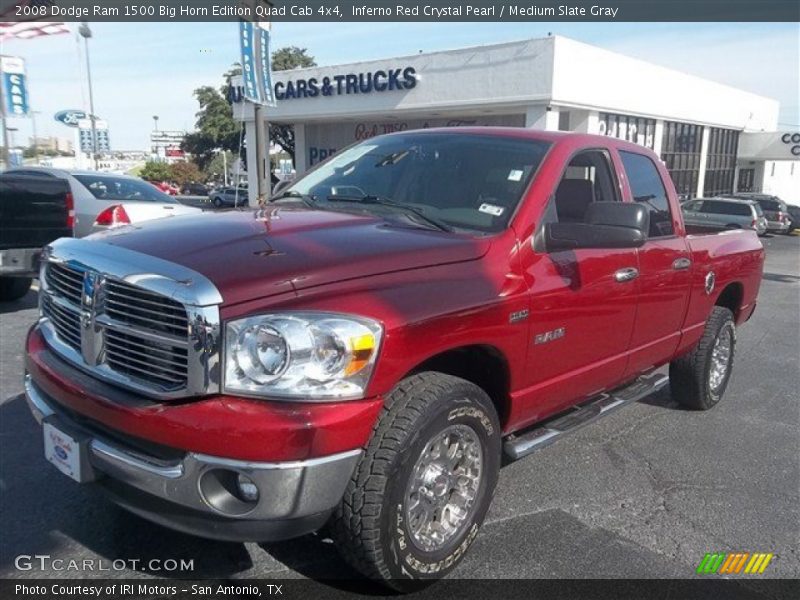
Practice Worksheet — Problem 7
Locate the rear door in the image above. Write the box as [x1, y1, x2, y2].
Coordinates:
[617, 150, 692, 376]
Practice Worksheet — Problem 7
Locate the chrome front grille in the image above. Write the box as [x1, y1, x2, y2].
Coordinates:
[41, 294, 82, 352]
[38, 238, 222, 400]
[46, 262, 83, 305]
[104, 329, 188, 388]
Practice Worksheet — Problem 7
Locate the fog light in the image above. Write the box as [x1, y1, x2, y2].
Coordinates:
[236, 473, 259, 503]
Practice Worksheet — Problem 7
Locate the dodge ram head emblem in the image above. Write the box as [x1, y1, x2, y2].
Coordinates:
[82, 270, 98, 307]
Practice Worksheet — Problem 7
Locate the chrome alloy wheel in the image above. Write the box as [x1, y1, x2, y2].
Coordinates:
[709, 323, 733, 392]
[404, 424, 484, 553]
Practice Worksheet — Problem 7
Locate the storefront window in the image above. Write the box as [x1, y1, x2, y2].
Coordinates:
[703, 127, 740, 197]
[598, 112, 655, 149]
[661, 121, 702, 200]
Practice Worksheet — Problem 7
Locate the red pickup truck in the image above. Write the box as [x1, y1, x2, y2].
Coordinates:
[25, 129, 764, 586]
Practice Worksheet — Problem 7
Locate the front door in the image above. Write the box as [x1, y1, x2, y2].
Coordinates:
[515, 149, 639, 426]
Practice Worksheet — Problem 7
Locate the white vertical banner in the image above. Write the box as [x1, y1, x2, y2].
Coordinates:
[257, 21, 276, 107]
[239, 20, 275, 107]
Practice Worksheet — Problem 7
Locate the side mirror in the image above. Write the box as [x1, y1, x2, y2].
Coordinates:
[543, 202, 649, 252]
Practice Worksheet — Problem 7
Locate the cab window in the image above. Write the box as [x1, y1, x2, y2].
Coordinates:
[619, 151, 674, 237]
[551, 150, 620, 224]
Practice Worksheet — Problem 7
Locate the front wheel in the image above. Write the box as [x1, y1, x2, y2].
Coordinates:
[669, 306, 735, 410]
[331, 372, 500, 589]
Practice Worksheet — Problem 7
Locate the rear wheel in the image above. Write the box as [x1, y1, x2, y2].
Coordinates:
[669, 306, 735, 410]
[0, 277, 32, 302]
[331, 372, 500, 589]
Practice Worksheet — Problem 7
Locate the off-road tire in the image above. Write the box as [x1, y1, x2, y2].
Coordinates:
[0, 277, 32, 302]
[670, 306, 735, 410]
[330, 372, 501, 590]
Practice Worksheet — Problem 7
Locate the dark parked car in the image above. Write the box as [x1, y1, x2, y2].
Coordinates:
[0, 173, 72, 301]
[785, 204, 799, 232]
[180, 182, 209, 196]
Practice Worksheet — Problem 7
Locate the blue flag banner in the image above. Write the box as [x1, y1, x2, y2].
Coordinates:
[257, 23, 276, 107]
[239, 21, 261, 103]
[1, 56, 30, 116]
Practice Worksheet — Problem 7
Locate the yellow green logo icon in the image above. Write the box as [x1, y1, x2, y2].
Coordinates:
[696, 552, 774, 575]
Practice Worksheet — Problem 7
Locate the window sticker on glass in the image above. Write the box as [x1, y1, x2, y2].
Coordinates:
[508, 169, 524, 182]
[479, 203, 505, 217]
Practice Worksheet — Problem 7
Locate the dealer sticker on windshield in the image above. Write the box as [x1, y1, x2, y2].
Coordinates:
[478, 203, 505, 217]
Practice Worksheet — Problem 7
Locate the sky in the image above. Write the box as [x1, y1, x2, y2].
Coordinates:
[2, 21, 799, 150]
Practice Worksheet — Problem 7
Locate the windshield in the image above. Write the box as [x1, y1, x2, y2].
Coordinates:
[73, 174, 177, 203]
[285, 132, 551, 233]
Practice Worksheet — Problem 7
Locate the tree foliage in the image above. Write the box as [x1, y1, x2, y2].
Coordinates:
[169, 161, 204, 186]
[182, 47, 317, 165]
[272, 47, 315, 71]
[139, 161, 172, 182]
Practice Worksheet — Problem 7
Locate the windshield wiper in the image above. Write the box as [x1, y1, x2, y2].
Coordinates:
[326, 194, 454, 232]
[272, 190, 317, 207]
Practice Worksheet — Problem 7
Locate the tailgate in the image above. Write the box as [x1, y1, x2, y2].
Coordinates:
[0, 175, 72, 250]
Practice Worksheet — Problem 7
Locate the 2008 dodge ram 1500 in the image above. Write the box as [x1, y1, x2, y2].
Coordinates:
[24, 129, 764, 587]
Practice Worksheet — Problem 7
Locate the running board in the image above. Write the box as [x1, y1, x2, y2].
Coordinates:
[503, 373, 670, 462]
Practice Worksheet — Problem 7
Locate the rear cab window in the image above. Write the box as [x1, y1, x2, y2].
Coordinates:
[619, 150, 674, 237]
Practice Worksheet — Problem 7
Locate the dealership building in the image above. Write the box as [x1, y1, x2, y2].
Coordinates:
[264, 36, 798, 203]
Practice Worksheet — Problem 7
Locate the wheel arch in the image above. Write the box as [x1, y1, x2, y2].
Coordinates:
[714, 281, 744, 320]
[405, 344, 512, 429]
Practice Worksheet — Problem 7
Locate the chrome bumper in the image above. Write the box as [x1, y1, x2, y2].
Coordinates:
[24, 375, 361, 540]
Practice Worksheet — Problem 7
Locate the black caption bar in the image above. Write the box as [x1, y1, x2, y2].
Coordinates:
[1, 0, 799, 22]
[2, 579, 799, 600]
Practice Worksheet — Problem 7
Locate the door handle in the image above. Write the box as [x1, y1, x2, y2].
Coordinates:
[614, 267, 639, 282]
[672, 257, 691, 270]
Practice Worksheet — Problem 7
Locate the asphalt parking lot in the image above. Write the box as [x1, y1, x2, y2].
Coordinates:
[0, 234, 797, 584]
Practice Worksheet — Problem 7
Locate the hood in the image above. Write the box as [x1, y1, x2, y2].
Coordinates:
[91, 206, 491, 306]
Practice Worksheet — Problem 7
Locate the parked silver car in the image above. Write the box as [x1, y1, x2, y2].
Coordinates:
[724, 193, 792, 234]
[6, 167, 201, 237]
[681, 197, 767, 235]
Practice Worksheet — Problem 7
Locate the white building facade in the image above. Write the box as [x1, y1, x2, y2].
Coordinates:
[262, 36, 797, 203]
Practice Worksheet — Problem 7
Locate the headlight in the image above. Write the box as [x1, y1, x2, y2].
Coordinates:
[224, 312, 383, 400]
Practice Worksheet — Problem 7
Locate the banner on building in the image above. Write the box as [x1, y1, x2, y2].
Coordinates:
[1, 55, 30, 116]
[238, 20, 275, 107]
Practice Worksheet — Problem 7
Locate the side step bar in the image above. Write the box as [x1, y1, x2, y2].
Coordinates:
[503, 372, 670, 462]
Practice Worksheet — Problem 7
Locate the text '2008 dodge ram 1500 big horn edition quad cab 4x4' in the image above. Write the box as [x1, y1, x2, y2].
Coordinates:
[24, 130, 764, 587]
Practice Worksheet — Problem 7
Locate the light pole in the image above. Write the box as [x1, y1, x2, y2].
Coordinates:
[153, 115, 159, 131]
[78, 22, 98, 171]
[30, 110, 40, 164]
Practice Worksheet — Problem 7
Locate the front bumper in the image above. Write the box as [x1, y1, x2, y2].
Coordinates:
[0, 247, 40, 276]
[25, 375, 361, 542]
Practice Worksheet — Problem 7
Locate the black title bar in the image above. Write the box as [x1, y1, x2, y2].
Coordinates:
[1, 0, 799, 22]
